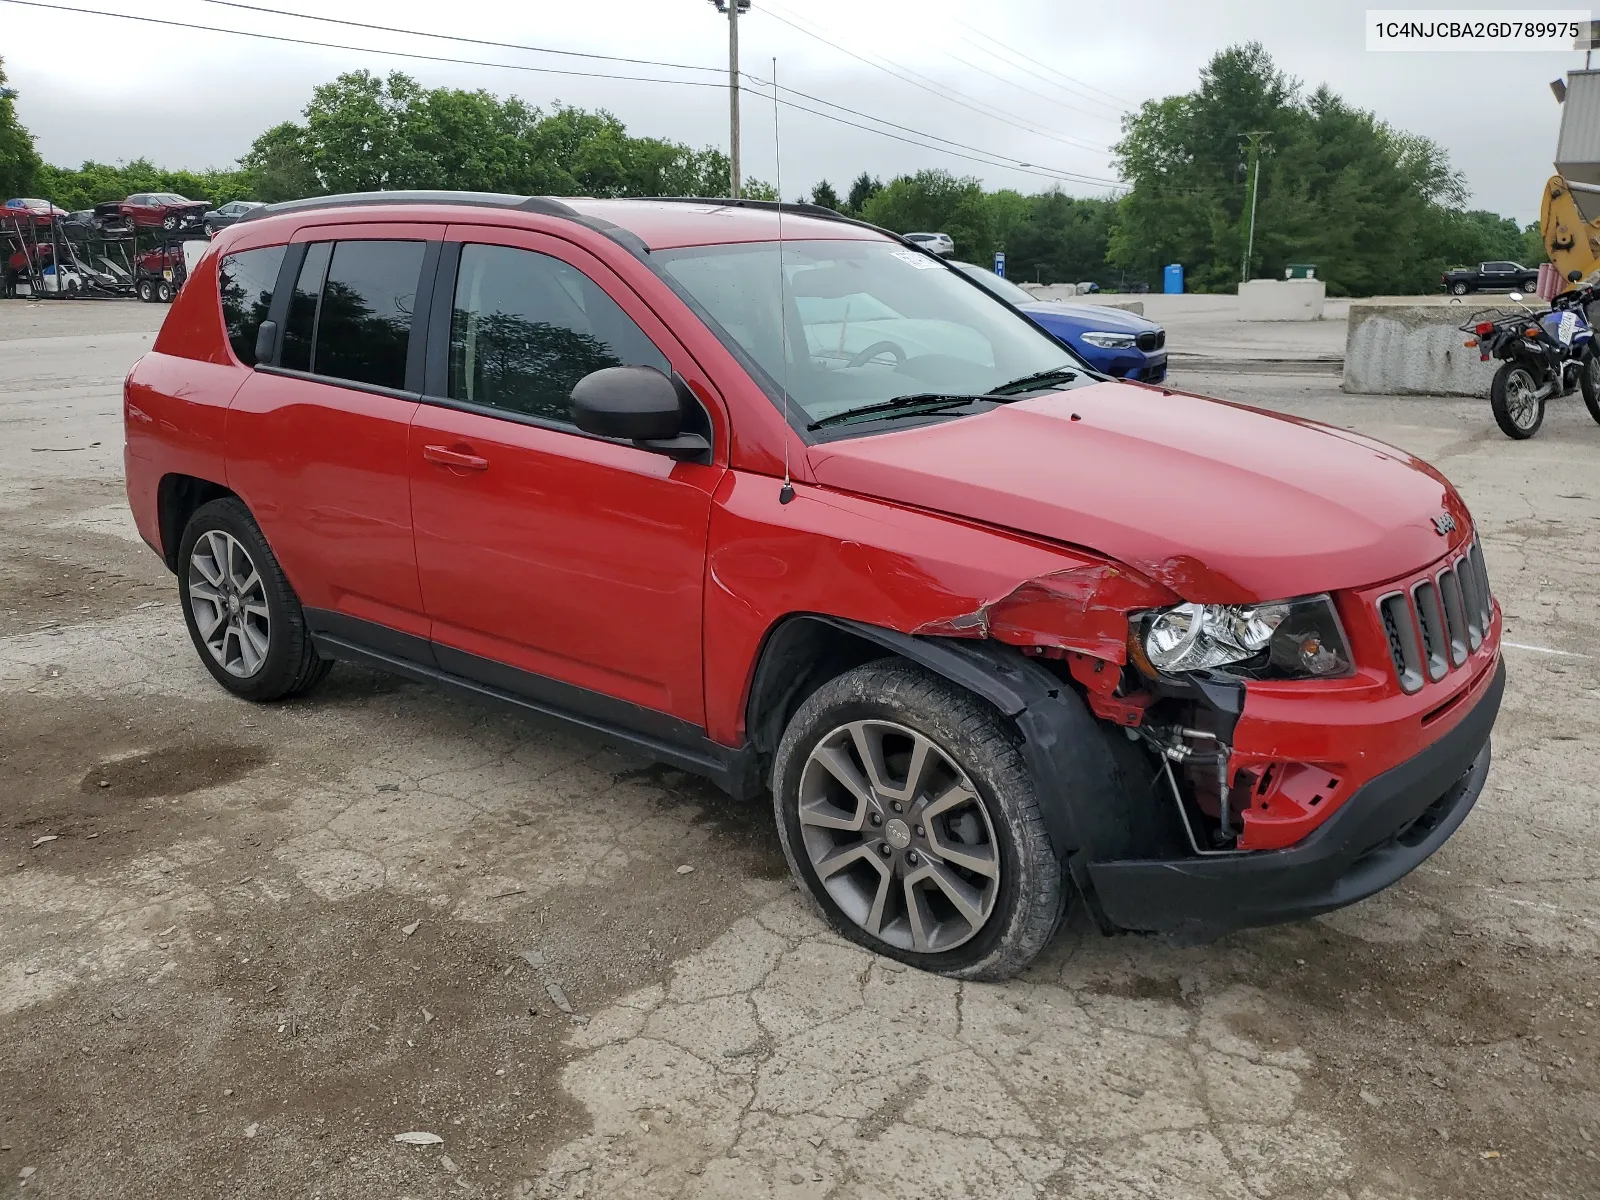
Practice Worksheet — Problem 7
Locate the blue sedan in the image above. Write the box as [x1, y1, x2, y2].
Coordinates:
[951, 261, 1168, 383]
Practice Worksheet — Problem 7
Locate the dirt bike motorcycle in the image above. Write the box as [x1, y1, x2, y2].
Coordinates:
[1461, 273, 1600, 438]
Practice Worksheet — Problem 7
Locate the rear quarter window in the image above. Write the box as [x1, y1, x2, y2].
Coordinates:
[218, 245, 286, 366]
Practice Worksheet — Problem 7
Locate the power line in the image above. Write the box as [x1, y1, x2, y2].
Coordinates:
[758, 2, 1111, 156]
[197, 0, 727, 76]
[759, 78, 1119, 185]
[2, 0, 1121, 189]
[200, 0, 1111, 178]
[0, 0, 733, 90]
[954, 40, 1127, 117]
[941, 49, 1122, 124]
[751, 87, 1120, 188]
[953, 19, 1137, 111]
[198, 0, 1114, 175]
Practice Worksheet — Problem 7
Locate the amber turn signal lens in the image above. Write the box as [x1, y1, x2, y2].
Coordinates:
[1463, 338, 1478, 348]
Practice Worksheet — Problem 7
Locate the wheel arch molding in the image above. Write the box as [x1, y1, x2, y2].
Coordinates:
[157, 473, 238, 573]
[744, 614, 1135, 930]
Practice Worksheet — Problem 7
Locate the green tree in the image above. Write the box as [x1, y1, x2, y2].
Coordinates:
[1106, 42, 1513, 296]
[1008, 191, 1117, 284]
[0, 57, 42, 198]
[809, 180, 840, 210]
[860, 170, 995, 259]
[846, 172, 882, 215]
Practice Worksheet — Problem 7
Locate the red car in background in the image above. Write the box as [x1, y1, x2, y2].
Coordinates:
[3, 197, 69, 226]
[95, 192, 209, 235]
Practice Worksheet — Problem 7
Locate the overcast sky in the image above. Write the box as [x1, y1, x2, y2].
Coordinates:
[2, 0, 1587, 222]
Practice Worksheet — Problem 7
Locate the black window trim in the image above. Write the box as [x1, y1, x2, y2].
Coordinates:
[254, 235, 441, 397]
[418, 237, 712, 457]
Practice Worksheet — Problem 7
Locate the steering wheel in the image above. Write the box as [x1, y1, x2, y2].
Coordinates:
[846, 340, 907, 368]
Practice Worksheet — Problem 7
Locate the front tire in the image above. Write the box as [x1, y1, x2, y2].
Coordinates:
[1581, 349, 1600, 426]
[1490, 362, 1546, 439]
[772, 659, 1064, 981]
[178, 498, 332, 702]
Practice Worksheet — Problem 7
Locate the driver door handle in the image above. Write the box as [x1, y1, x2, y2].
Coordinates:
[423, 444, 489, 471]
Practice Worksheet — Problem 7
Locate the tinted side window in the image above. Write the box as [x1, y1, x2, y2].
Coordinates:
[448, 243, 669, 424]
[218, 245, 286, 366]
[280, 241, 329, 373]
[314, 240, 425, 390]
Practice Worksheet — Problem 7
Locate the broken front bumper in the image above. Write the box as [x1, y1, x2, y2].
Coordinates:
[1086, 658, 1504, 935]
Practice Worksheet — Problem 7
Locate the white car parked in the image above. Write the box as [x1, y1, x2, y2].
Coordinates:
[903, 231, 955, 256]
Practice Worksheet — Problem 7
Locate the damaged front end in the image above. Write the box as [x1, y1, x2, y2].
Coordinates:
[910, 562, 1363, 861]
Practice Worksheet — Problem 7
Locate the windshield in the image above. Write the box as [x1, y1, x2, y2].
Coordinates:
[657, 239, 1085, 427]
[156, 194, 188, 205]
[952, 261, 1037, 306]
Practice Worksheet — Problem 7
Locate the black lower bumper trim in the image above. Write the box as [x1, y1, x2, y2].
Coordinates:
[1088, 657, 1504, 934]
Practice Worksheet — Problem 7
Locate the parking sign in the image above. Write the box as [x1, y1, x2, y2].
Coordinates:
[993, 252, 1006, 278]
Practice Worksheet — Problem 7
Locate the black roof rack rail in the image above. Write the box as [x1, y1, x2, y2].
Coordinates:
[232, 190, 651, 257]
[641, 196, 911, 247]
[230, 190, 915, 260]
[234, 191, 571, 223]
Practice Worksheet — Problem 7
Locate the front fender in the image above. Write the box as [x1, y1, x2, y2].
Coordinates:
[702, 470, 1178, 747]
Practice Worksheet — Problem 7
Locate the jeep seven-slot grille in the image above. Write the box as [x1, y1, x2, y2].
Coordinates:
[1376, 541, 1492, 693]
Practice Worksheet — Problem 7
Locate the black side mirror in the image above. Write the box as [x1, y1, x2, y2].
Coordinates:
[571, 366, 709, 460]
[253, 319, 278, 365]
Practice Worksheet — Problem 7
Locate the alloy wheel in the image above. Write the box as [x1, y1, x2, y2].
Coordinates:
[797, 720, 1000, 953]
[188, 529, 270, 677]
[1504, 368, 1540, 430]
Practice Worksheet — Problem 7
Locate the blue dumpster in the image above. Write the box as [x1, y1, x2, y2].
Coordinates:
[1163, 264, 1184, 294]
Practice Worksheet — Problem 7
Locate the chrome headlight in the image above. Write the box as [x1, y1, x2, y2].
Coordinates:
[1137, 596, 1353, 680]
[1080, 331, 1137, 349]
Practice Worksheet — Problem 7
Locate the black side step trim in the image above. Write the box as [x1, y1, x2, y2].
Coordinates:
[309, 632, 759, 798]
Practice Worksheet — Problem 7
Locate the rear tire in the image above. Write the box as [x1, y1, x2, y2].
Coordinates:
[155, 280, 174, 303]
[177, 498, 332, 702]
[1490, 362, 1546, 439]
[136, 278, 154, 302]
[772, 658, 1065, 981]
[1581, 349, 1600, 426]
[1451, 281, 1469, 296]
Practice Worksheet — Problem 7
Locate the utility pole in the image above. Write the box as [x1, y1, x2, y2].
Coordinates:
[1239, 131, 1271, 285]
[710, 0, 750, 198]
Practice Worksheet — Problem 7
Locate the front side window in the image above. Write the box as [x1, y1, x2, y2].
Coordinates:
[657, 239, 1085, 428]
[448, 243, 668, 424]
[278, 240, 424, 389]
[218, 245, 286, 366]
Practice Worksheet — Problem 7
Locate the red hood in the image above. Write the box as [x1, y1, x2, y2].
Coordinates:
[806, 382, 1472, 604]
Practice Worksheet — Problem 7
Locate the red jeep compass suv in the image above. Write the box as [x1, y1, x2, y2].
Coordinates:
[123, 192, 1503, 979]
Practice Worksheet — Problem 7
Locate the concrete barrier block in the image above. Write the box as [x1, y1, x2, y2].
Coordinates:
[1343, 300, 1502, 395]
[1238, 279, 1326, 321]
[1017, 283, 1144, 315]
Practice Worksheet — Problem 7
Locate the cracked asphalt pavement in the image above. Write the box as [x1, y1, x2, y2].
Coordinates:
[1, 306, 1596, 1199]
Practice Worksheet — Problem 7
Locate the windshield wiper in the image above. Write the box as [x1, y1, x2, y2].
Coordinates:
[984, 366, 1079, 397]
[807, 393, 982, 430]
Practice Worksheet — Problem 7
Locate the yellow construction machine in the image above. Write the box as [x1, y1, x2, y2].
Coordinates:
[1543, 68, 1600, 279]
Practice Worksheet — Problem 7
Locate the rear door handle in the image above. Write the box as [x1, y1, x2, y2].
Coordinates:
[423, 444, 489, 471]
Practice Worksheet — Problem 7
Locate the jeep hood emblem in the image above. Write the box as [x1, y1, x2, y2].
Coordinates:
[1432, 513, 1456, 536]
